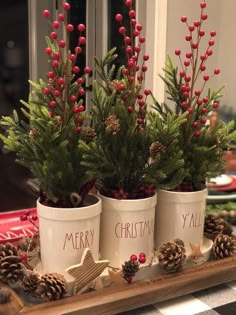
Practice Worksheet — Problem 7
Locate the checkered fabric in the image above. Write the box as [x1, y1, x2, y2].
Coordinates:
[119, 281, 236, 315]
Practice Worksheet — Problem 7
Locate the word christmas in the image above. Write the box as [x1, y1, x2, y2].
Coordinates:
[63, 229, 94, 250]
[115, 220, 154, 239]
[182, 211, 204, 229]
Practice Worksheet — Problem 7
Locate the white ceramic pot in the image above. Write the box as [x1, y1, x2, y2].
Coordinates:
[100, 193, 157, 268]
[37, 194, 102, 273]
[155, 189, 207, 254]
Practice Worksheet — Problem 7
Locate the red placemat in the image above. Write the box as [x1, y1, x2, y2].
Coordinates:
[0, 208, 37, 244]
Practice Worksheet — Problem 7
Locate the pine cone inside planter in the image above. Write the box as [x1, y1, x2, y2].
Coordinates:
[212, 234, 236, 259]
[122, 260, 140, 279]
[35, 273, 67, 301]
[204, 214, 233, 240]
[21, 271, 41, 293]
[0, 256, 24, 283]
[158, 240, 186, 272]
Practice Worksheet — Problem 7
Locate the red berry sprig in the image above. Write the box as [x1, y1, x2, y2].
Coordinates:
[20, 210, 39, 231]
[123, 252, 146, 283]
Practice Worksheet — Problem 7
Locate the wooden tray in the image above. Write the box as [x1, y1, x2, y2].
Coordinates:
[1, 256, 236, 315]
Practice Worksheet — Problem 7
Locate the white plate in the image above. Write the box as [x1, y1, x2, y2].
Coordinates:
[207, 193, 236, 202]
[207, 174, 233, 187]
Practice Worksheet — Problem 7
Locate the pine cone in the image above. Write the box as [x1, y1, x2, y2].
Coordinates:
[158, 241, 186, 272]
[35, 273, 67, 301]
[0, 243, 18, 258]
[21, 271, 41, 292]
[0, 256, 24, 283]
[204, 214, 233, 240]
[212, 234, 236, 259]
[122, 260, 140, 279]
[149, 141, 166, 158]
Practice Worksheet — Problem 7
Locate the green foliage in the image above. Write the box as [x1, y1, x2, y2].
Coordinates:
[80, 49, 186, 198]
[153, 56, 236, 190]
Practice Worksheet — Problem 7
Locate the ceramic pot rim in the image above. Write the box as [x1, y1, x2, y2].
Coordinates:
[157, 188, 208, 203]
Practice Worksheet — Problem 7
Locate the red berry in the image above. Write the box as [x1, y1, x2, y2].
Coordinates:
[70, 54, 76, 62]
[52, 60, 59, 68]
[138, 100, 145, 106]
[77, 24, 85, 32]
[144, 89, 151, 96]
[139, 36, 145, 43]
[123, 68, 129, 75]
[201, 13, 208, 20]
[126, 276, 133, 283]
[139, 256, 146, 264]
[77, 78, 84, 85]
[20, 215, 27, 221]
[212, 102, 219, 109]
[70, 95, 77, 103]
[210, 30, 216, 37]
[84, 67, 91, 74]
[119, 26, 126, 35]
[180, 71, 185, 77]
[54, 52, 61, 60]
[137, 118, 143, 125]
[200, 54, 206, 61]
[188, 108, 193, 114]
[192, 121, 199, 128]
[194, 20, 200, 27]
[115, 14, 123, 22]
[118, 83, 126, 91]
[75, 46, 82, 54]
[183, 92, 189, 98]
[199, 30, 205, 36]
[139, 252, 146, 258]
[130, 254, 138, 261]
[52, 21, 60, 29]
[63, 2, 70, 10]
[185, 76, 191, 82]
[129, 10, 136, 18]
[47, 71, 55, 79]
[214, 68, 220, 75]
[191, 42, 198, 49]
[128, 59, 135, 68]
[127, 106, 134, 113]
[73, 66, 80, 74]
[201, 118, 207, 124]
[203, 97, 209, 103]
[137, 24, 143, 31]
[186, 52, 192, 59]
[181, 101, 188, 108]
[50, 101, 57, 108]
[141, 65, 148, 72]
[79, 37, 86, 45]
[49, 111, 54, 117]
[20, 253, 28, 262]
[50, 32, 57, 39]
[203, 74, 209, 81]
[126, 46, 132, 54]
[133, 31, 139, 38]
[54, 90, 60, 97]
[200, 2, 207, 8]
[131, 19, 137, 25]
[143, 54, 149, 61]
[189, 25, 195, 32]
[184, 60, 190, 67]
[78, 105, 85, 112]
[185, 35, 192, 41]
[194, 130, 201, 137]
[44, 47, 52, 55]
[195, 90, 201, 96]
[66, 24, 74, 32]
[75, 126, 82, 133]
[197, 99, 203, 106]
[200, 65, 206, 71]
[124, 36, 131, 44]
[79, 89, 85, 96]
[201, 107, 207, 114]
[208, 39, 215, 46]
[43, 87, 50, 95]
[181, 16, 187, 23]
[42, 10, 50, 18]
[32, 215, 38, 221]
[135, 46, 141, 53]
[76, 116, 83, 123]
[125, 0, 132, 6]
[175, 49, 181, 56]
[58, 14, 65, 21]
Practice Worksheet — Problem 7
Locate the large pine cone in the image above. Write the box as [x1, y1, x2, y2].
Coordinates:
[212, 234, 236, 259]
[21, 271, 41, 292]
[122, 260, 140, 279]
[158, 241, 186, 272]
[204, 214, 233, 240]
[0, 256, 24, 283]
[0, 243, 18, 258]
[35, 273, 67, 301]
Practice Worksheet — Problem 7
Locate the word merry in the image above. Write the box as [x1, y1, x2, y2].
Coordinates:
[115, 220, 154, 239]
[63, 229, 94, 250]
[182, 211, 204, 229]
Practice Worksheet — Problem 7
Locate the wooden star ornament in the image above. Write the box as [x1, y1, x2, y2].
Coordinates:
[65, 248, 109, 294]
[108, 268, 126, 284]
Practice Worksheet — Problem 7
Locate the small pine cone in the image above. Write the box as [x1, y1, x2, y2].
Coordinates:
[0, 243, 18, 258]
[18, 237, 37, 252]
[105, 115, 120, 135]
[35, 273, 67, 301]
[149, 141, 166, 158]
[21, 271, 41, 292]
[122, 260, 140, 279]
[204, 214, 233, 240]
[0, 256, 24, 283]
[158, 241, 186, 273]
[109, 79, 122, 92]
[212, 234, 236, 259]
[174, 239, 185, 248]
